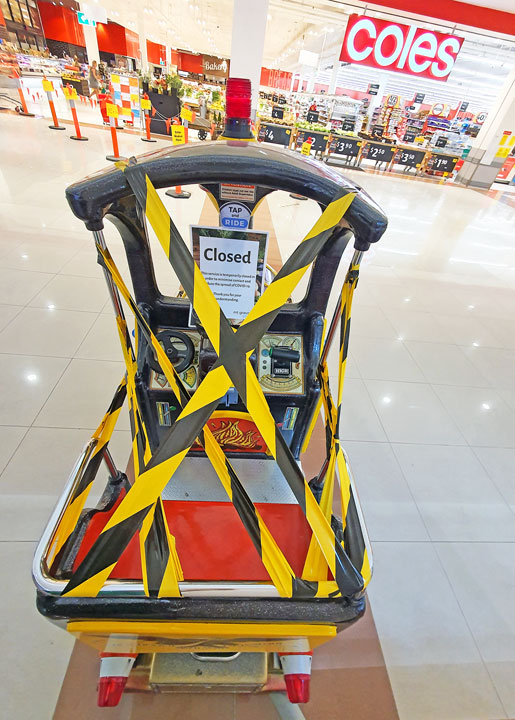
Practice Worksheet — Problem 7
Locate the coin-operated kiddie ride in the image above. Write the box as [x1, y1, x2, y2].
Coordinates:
[33, 78, 387, 709]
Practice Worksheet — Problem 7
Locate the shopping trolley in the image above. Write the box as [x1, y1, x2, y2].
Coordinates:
[33, 84, 387, 710]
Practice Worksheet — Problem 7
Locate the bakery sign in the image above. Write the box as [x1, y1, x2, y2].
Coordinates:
[340, 14, 464, 82]
[202, 54, 230, 77]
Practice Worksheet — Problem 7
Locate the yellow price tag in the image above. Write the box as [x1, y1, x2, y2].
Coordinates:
[106, 103, 119, 118]
[42, 80, 53, 93]
[180, 107, 193, 122]
[121, 107, 132, 117]
[63, 87, 70, 100]
[172, 125, 186, 145]
[141, 99, 151, 110]
[301, 142, 311, 156]
[357, 142, 362, 147]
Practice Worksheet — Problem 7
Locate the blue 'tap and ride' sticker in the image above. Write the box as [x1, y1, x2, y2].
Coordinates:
[220, 202, 251, 229]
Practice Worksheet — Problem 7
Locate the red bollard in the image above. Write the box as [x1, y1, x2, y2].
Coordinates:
[43, 76, 65, 131]
[105, 103, 126, 162]
[141, 94, 156, 143]
[65, 85, 88, 141]
[166, 117, 190, 198]
[10, 71, 34, 117]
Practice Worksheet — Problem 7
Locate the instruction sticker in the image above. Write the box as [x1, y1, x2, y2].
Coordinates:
[301, 142, 311, 156]
[220, 183, 256, 202]
[220, 202, 251, 229]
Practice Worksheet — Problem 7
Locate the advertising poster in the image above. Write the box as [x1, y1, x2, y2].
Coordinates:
[190, 226, 269, 326]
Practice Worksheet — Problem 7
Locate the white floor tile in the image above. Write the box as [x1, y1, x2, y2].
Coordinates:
[350, 337, 425, 382]
[34, 358, 129, 430]
[384, 308, 452, 343]
[405, 341, 489, 387]
[433, 385, 515, 448]
[343, 441, 428, 541]
[332, 377, 387, 442]
[0, 425, 26, 474]
[0, 354, 68, 426]
[0, 306, 97, 357]
[393, 444, 515, 541]
[473, 446, 515, 508]
[366, 379, 465, 445]
[29, 273, 109, 312]
[0, 303, 23, 331]
[464, 346, 515, 390]
[74, 313, 126, 362]
[0, 542, 75, 719]
[0, 267, 54, 305]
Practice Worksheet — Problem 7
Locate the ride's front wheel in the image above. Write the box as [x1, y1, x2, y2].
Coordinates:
[198, 129, 207, 141]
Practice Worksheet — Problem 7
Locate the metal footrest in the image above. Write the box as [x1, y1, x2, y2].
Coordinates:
[149, 651, 268, 693]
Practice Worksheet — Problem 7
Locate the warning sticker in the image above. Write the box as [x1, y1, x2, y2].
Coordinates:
[220, 183, 256, 202]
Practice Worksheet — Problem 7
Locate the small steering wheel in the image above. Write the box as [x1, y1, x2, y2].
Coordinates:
[147, 329, 195, 374]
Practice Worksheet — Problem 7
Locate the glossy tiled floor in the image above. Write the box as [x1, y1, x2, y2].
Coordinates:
[1, 112, 515, 719]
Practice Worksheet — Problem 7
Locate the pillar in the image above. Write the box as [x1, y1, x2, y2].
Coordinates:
[83, 24, 100, 65]
[229, 0, 269, 118]
[456, 66, 515, 189]
[137, 11, 148, 72]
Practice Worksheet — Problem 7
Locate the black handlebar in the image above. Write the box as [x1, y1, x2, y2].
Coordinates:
[65, 141, 387, 251]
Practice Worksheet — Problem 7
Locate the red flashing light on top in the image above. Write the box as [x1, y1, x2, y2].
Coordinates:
[223, 77, 254, 140]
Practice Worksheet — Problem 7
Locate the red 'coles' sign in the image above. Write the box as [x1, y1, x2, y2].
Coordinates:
[340, 15, 464, 82]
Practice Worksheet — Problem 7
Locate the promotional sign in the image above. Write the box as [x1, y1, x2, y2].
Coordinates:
[372, 124, 384, 138]
[220, 202, 251, 229]
[368, 83, 380, 95]
[141, 98, 151, 110]
[435, 136, 448, 148]
[414, 92, 425, 104]
[340, 14, 464, 81]
[476, 111, 488, 124]
[332, 137, 362, 157]
[110, 74, 140, 122]
[395, 148, 426, 168]
[190, 226, 268, 325]
[459, 101, 469, 112]
[272, 106, 284, 120]
[306, 110, 319, 123]
[301, 141, 311, 156]
[180, 107, 194, 122]
[259, 123, 291, 146]
[432, 102, 446, 116]
[172, 125, 186, 145]
[278, 96, 286, 104]
[202, 55, 229, 78]
[365, 142, 396, 162]
[403, 130, 417, 143]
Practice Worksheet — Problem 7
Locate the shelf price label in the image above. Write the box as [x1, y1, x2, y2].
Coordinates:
[172, 125, 186, 145]
[333, 137, 361, 157]
[261, 123, 291, 146]
[365, 142, 396, 162]
[272, 106, 284, 120]
[430, 154, 459, 173]
[396, 149, 427, 167]
[106, 102, 119, 118]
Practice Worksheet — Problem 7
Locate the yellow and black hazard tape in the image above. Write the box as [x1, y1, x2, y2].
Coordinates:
[304, 263, 371, 586]
[108, 160, 362, 598]
[61, 159, 368, 600]
[48, 377, 127, 565]
[62, 243, 317, 599]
